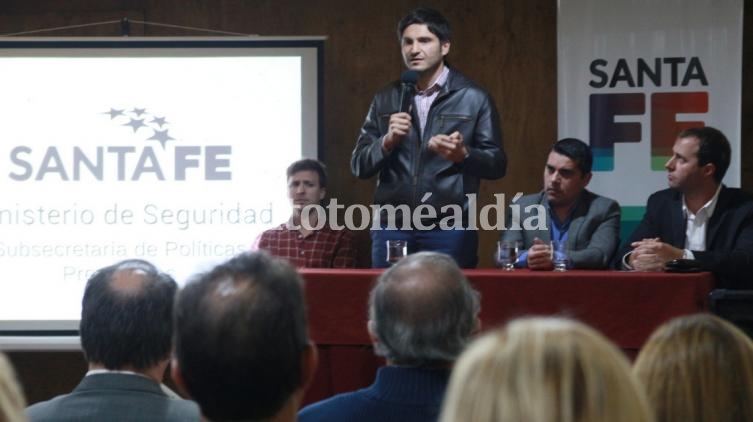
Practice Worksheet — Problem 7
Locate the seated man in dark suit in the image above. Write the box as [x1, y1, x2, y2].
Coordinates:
[26, 260, 200, 422]
[299, 251, 480, 422]
[501, 138, 621, 269]
[171, 252, 318, 422]
[619, 126, 753, 288]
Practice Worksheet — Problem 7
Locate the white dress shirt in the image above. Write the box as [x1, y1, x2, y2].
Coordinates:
[682, 184, 722, 258]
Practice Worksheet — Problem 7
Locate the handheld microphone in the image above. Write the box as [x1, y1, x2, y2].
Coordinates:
[398, 70, 419, 113]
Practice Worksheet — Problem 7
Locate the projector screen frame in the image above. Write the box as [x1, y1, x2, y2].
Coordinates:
[0, 36, 325, 350]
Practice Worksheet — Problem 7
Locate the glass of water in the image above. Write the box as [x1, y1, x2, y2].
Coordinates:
[551, 240, 569, 271]
[386, 240, 408, 264]
[496, 240, 520, 271]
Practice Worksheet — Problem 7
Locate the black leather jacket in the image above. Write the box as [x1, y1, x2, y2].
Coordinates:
[351, 69, 506, 225]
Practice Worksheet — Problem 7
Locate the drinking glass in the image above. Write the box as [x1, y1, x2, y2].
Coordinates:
[386, 240, 408, 264]
[496, 240, 520, 270]
[551, 240, 569, 271]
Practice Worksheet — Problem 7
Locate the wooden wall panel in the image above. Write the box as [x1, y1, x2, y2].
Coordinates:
[7, 352, 86, 406]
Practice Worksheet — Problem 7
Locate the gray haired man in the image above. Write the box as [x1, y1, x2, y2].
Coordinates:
[299, 251, 481, 422]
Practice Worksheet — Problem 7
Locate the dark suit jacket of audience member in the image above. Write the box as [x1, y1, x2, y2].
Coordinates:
[26, 373, 200, 422]
[618, 186, 753, 288]
[501, 189, 620, 269]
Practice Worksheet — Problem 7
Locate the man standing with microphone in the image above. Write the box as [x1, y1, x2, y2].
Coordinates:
[352, 8, 506, 268]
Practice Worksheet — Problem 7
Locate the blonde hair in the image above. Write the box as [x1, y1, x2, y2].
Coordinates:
[440, 317, 653, 422]
[0, 353, 26, 422]
[634, 313, 753, 422]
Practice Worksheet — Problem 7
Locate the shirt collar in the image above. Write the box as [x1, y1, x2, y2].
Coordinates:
[284, 216, 328, 237]
[416, 66, 450, 96]
[285, 217, 301, 231]
[682, 184, 722, 219]
[546, 193, 581, 229]
[86, 369, 149, 378]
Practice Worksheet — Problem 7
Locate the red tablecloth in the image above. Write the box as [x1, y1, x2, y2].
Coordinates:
[300, 268, 715, 404]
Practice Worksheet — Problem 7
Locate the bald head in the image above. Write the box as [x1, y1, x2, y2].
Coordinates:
[80, 259, 177, 370]
[109, 264, 152, 293]
[173, 252, 310, 421]
[369, 252, 480, 366]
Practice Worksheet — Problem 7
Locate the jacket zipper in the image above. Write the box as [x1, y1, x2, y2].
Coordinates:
[412, 90, 449, 209]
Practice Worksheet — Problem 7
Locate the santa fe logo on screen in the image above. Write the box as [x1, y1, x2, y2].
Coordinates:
[7, 107, 233, 182]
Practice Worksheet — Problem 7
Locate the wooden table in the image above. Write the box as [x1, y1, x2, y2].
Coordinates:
[300, 268, 715, 404]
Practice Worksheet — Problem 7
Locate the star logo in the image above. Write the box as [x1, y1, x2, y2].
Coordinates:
[123, 118, 146, 133]
[151, 116, 168, 128]
[105, 107, 178, 148]
[147, 129, 175, 148]
[104, 108, 125, 119]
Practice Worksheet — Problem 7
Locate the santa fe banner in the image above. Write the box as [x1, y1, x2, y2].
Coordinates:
[557, 0, 743, 237]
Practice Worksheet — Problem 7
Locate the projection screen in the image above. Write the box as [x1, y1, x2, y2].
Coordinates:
[0, 37, 324, 349]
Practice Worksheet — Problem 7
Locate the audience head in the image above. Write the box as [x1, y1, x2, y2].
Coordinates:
[368, 251, 480, 366]
[0, 353, 26, 422]
[634, 313, 753, 422]
[172, 251, 316, 422]
[545, 138, 593, 209]
[440, 317, 653, 422]
[79, 259, 177, 371]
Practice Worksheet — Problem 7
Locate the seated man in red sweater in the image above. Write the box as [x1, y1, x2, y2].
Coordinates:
[252, 158, 357, 268]
[299, 251, 481, 422]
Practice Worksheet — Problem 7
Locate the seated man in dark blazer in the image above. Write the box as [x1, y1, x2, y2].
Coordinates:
[26, 260, 200, 422]
[171, 252, 318, 422]
[501, 138, 621, 269]
[618, 126, 753, 288]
